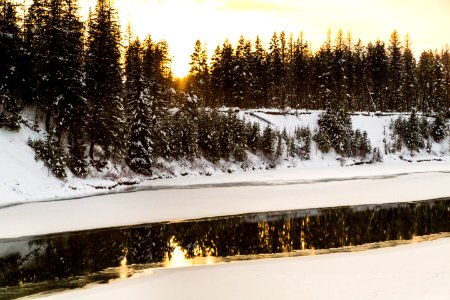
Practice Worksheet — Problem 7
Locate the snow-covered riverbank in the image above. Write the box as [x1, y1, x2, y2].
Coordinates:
[38, 237, 450, 300]
[1, 164, 449, 239]
[1, 110, 449, 208]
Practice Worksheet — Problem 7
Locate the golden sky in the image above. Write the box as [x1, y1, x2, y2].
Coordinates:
[78, 0, 450, 78]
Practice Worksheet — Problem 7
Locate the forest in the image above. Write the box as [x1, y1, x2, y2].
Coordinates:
[0, 0, 449, 178]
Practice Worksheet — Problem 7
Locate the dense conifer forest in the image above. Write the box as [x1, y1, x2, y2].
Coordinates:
[0, 0, 449, 178]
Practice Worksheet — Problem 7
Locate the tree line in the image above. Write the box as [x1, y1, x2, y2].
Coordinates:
[186, 31, 450, 113]
[0, 0, 448, 179]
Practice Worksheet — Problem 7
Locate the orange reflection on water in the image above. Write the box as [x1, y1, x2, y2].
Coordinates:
[165, 237, 218, 268]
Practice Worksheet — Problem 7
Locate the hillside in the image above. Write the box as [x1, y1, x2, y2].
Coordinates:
[0, 110, 449, 207]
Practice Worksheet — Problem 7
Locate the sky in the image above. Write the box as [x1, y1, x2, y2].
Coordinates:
[77, 0, 450, 78]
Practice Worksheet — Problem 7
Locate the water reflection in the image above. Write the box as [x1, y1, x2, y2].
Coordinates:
[165, 238, 191, 268]
[0, 198, 448, 299]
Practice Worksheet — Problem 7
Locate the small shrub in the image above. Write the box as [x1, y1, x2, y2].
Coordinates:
[28, 135, 67, 179]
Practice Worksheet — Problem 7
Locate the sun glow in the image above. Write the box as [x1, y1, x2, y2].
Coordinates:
[77, 0, 450, 78]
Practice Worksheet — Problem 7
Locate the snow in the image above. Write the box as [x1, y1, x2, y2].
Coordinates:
[1, 110, 449, 298]
[38, 237, 450, 300]
[1, 110, 449, 208]
[1, 165, 450, 238]
[0, 111, 449, 238]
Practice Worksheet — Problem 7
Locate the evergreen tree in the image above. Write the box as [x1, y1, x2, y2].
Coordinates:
[267, 32, 283, 107]
[315, 30, 334, 109]
[431, 114, 448, 142]
[261, 126, 275, 157]
[0, 1, 23, 129]
[187, 40, 210, 106]
[417, 50, 435, 113]
[251, 36, 267, 107]
[125, 38, 153, 175]
[141, 36, 172, 157]
[400, 35, 417, 111]
[332, 29, 348, 109]
[85, 0, 126, 160]
[432, 52, 447, 113]
[387, 30, 402, 111]
[366, 40, 388, 111]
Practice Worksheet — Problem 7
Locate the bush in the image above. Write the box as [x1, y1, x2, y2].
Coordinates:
[431, 114, 448, 142]
[392, 111, 425, 152]
[28, 135, 67, 179]
[295, 126, 311, 160]
[314, 109, 353, 156]
[0, 111, 20, 131]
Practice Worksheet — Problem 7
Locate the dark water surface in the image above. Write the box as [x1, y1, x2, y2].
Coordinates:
[0, 198, 449, 299]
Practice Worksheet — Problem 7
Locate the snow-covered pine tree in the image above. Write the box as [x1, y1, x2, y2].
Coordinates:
[432, 53, 447, 113]
[365, 40, 388, 111]
[332, 29, 348, 110]
[431, 113, 448, 142]
[203, 109, 222, 162]
[387, 30, 402, 112]
[344, 32, 355, 111]
[250, 36, 267, 108]
[54, 0, 86, 138]
[267, 32, 283, 107]
[417, 50, 435, 113]
[187, 40, 210, 106]
[141, 36, 171, 158]
[353, 39, 366, 111]
[261, 125, 275, 158]
[0, 1, 22, 129]
[233, 36, 252, 108]
[85, 0, 126, 160]
[404, 110, 424, 152]
[125, 38, 153, 175]
[400, 35, 417, 111]
[247, 121, 261, 153]
[292, 32, 312, 110]
[316, 30, 334, 110]
[24, 0, 48, 113]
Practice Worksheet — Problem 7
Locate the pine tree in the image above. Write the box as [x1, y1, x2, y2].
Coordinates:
[417, 50, 435, 113]
[387, 30, 402, 111]
[316, 30, 334, 110]
[0, 1, 23, 129]
[353, 39, 366, 111]
[267, 32, 283, 107]
[187, 40, 210, 106]
[432, 52, 447, 113]
[65, 1, 88, 177]
[24, 0, 48, 115]
[292, 32, 312, 109]
[400, 35, 417, 111]
[332, 29, 348, 110]
[261, 126, 275, 158]
[56, 0, 87, 175]
[366, 40, 388, 111]
[431, 113, 448, 142]
[251, 36, 267, 107]
[125, 38, 153, 175]
[85, 0, 126, 160]
[141, 36, 172, 157]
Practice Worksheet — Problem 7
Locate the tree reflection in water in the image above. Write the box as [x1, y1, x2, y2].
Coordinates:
[0, 198, 448, 297]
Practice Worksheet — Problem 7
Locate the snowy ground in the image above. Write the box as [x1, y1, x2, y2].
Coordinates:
[1, 164, 450, 238]
[38, 237, 450, 300]
[1, 110, 450, 238]
[1, 110, 449, 299]
[1, 110, 449, 209]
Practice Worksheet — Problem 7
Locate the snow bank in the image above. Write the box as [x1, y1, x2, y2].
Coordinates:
[0, 110, 449, 208]
[1, 167, 450, 238]
[38, 237, 450, 300]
